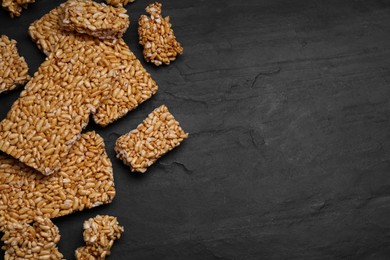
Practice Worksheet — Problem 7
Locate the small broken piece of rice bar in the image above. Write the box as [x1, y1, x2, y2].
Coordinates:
[75, 215, 124, 260]
[115, 105, 188, 173]
[28, 6, 68, 56]
[1, 0, 35, 17]
[1, 217, 63, 260]
[0, 131, 115, 228]
[60, 0, 130, 40]
[0, 35, 30, 94]
[105, 0, 135, 8]
[138, 2, 183, 66]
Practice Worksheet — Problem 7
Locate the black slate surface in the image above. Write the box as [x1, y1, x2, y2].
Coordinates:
[1, 0, 390, 259]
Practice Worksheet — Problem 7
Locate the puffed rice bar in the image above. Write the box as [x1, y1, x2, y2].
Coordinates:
[1, 0, 35, 17]
[0, 131, 115, 228]
[28, 5, 158, 127]
[0, 5, 158, 175]
[115, 105, 189, 173]
[60, 0, 130, 40]
[75, 215, 123, 259]
[138, 2, 183, 66]
[105, 0, 135, 8]
[1, 217, 63, 260]
[0, 35, 30, 94]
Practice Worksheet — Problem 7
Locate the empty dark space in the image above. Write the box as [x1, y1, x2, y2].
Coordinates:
[0, 0, 390, 259]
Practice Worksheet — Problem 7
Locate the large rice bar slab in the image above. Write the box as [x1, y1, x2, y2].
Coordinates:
[0, 131, 115, 229]
[60, 0, 130, 40]
[1, 0, 35, 17]
[0, 9, 157, 175]
[75, 215, 124, 259]
[1, 217, 63, 260]
[29, 6, 158, 125]
[115, 105, 188, 173]
[0, 37, 100, 175]
[138, 2, 183, 66]
[105, 0, 135, 8]
[0, 35, 30, 94]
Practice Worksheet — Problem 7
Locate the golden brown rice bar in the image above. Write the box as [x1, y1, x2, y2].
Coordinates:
[115, 105, 188, 173]
[28, 6, 69, 56]
[138, 2, 183, 66]
[0, 131, 115, 228]
[29, 5, 158, 127]
[1, 0, 35, 18]
[0, 35, 30, 94]
[1, 217, 63, 260]
[105, 0, 135, 8]
[60, 0, 130, 40]
[0, 6, 158, 175]
[75, 215, 124, 260]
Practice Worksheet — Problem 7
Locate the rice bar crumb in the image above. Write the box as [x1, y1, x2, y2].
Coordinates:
[1, 0, 35, 18]
[138, 2, 183, 66]
[60, 0, 130, 40]
[0, 131, 115, 228]
[1, 217, 63, 260]
[0, 35, 30, 94]
[115, 105, 188, 173]
[75, 215, 124, 260]
[105, 0, 135, 8]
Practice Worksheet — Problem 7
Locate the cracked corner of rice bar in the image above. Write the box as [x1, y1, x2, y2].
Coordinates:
[1, 6, 157, 175]
[0, 131, 116, 229]
[75, 215, 123, 260]
[1, 0, 35, 18]
[0, 35, 30, 94]
[105, 0, 135, 8]
[115, 105, 189, 173]
[60, 0, 130, 40]
[1, 217, 64, 260]
[138, 2, 183, 66]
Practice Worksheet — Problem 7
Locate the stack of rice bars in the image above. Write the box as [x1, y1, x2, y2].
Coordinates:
[0, 0, 158, 235]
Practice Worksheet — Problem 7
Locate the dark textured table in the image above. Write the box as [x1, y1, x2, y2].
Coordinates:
[1, 0, 390, 259]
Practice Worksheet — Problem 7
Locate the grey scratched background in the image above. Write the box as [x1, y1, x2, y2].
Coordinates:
[1, 0, 390, 259]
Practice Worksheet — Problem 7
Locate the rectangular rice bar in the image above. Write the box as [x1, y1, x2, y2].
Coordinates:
[0, 131, 116, 229]
[60, 0, 130, 40]
[115, 105, 189, 173]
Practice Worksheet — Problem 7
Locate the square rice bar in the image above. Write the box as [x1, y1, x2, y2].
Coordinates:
[115, 105, 188, 173]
